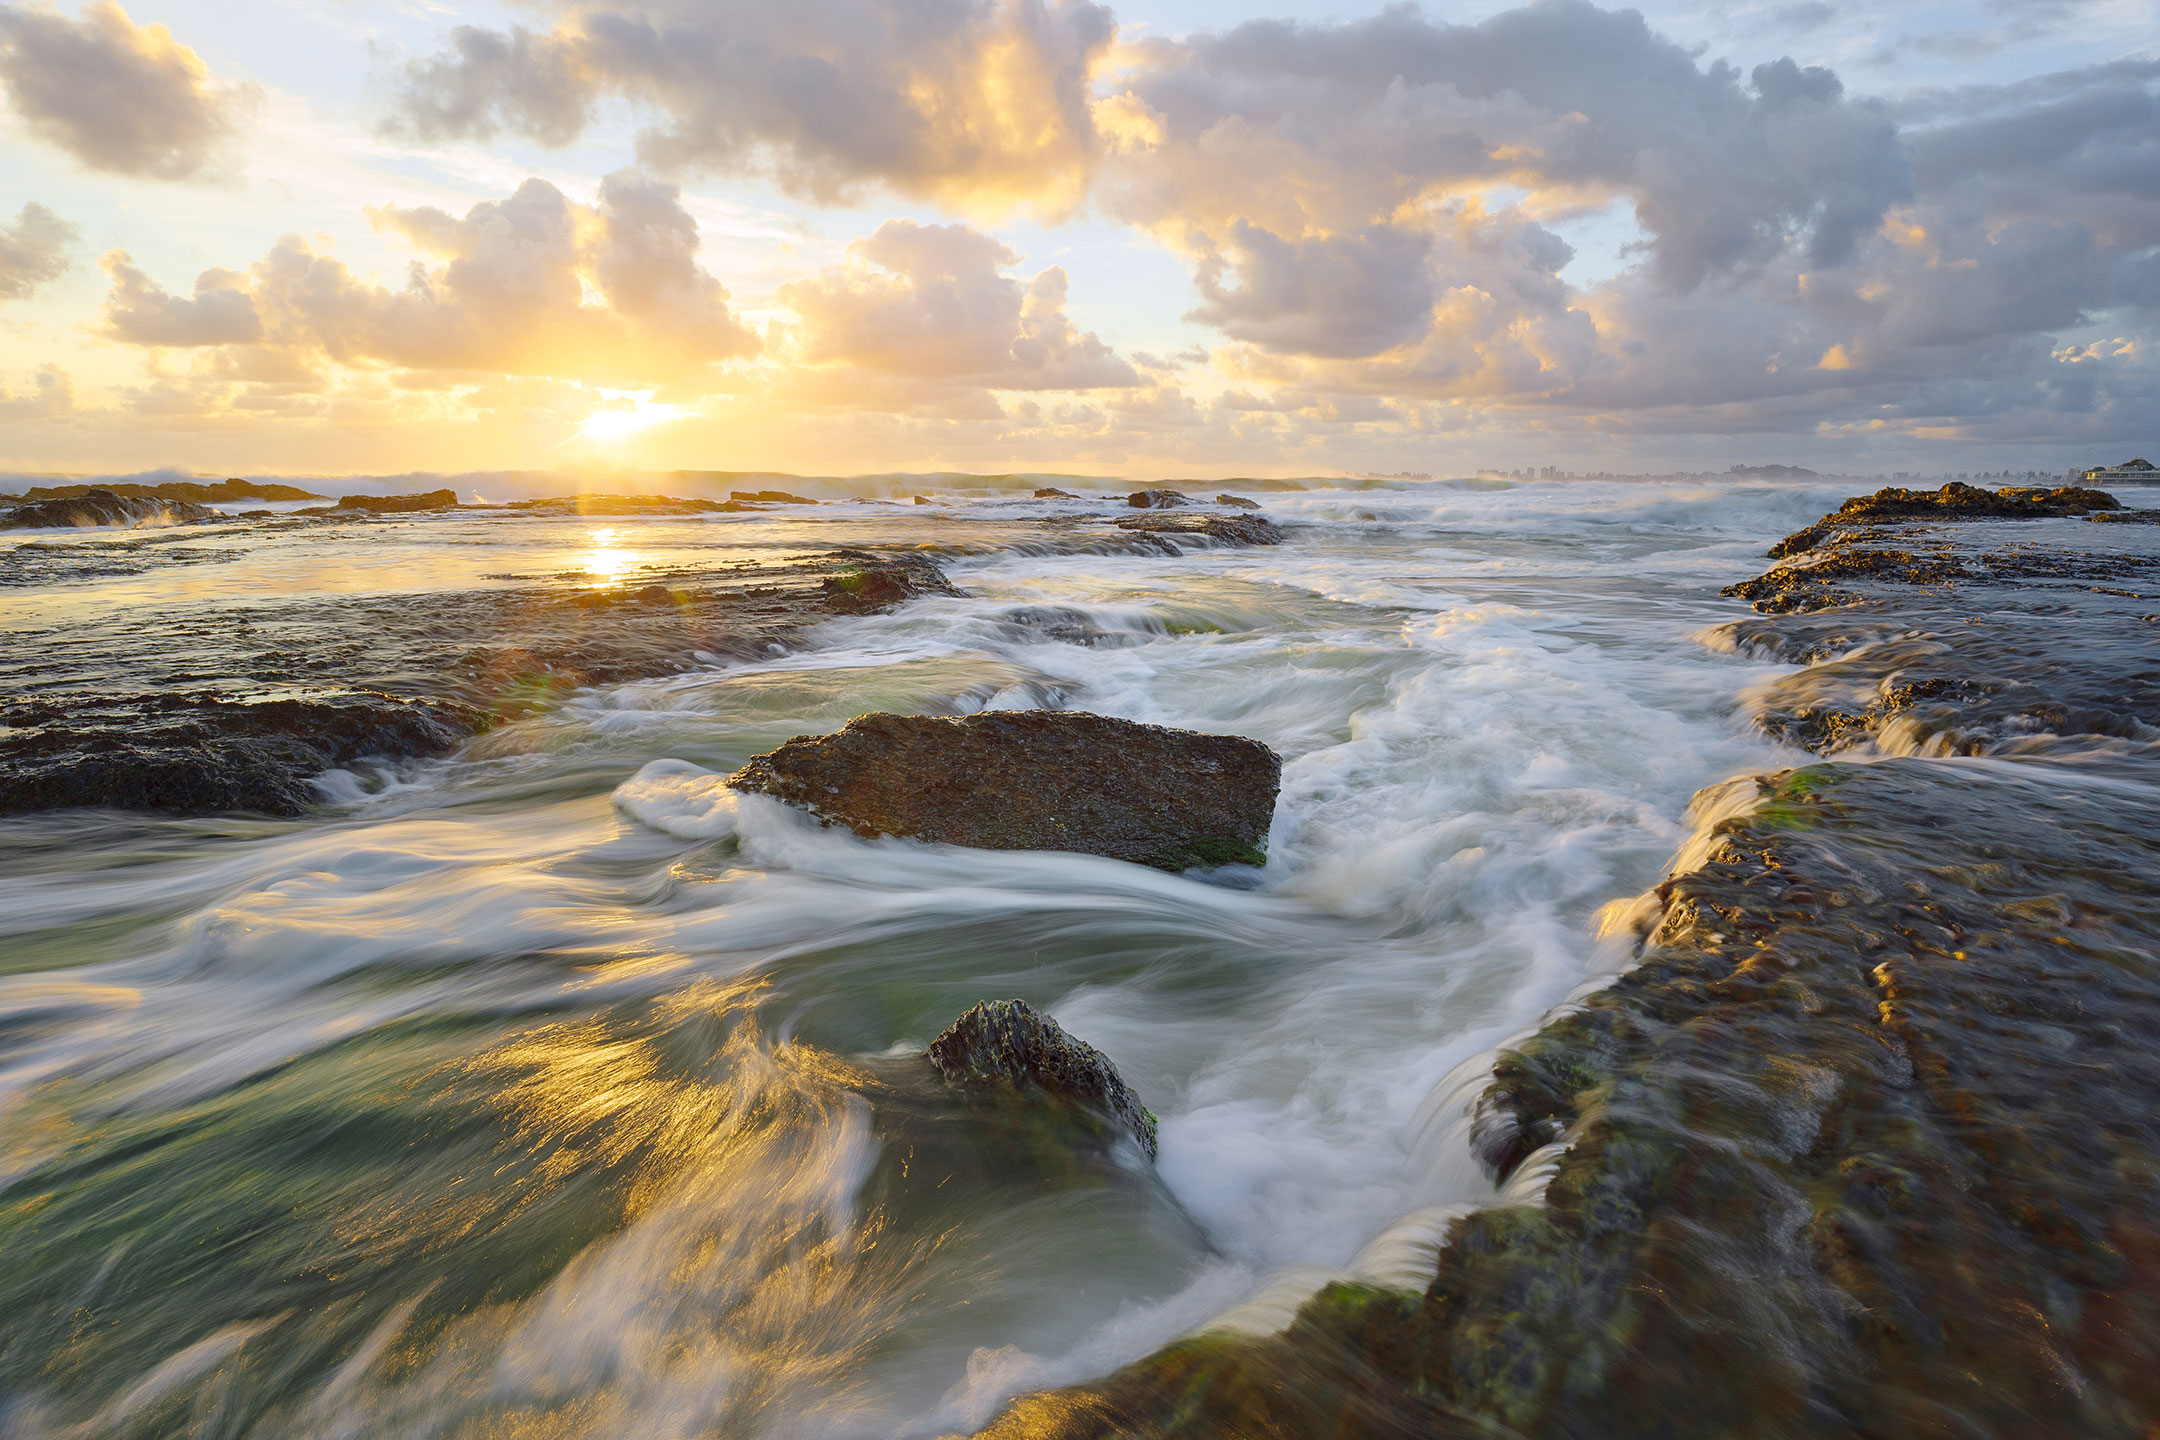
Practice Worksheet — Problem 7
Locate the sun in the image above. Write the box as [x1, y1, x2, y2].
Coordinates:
[581, 390, 687, 443]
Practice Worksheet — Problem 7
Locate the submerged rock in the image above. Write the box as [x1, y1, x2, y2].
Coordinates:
[1127, 489, 1190, 508]
[926, 999, 1158, 1160]
[1768, 481, 2121, 558]
[329, 490, 460, 514]
[727, 710, 1281, 870]
[1, 488, 224, 530]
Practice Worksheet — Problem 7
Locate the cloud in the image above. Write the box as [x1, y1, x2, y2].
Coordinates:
[1101, 0, 1909, 301]
[98, 170, 755, 384]
[1062, 3, 2156, 454]
[0, 362, 72, 419]
[101, 252, 261, 345]
[389, 0, 1115, 214]
[0, 201, 76, 300]
[0, 1, 254, 180]
[1187, 222, 1437, 358]
[779, 219, 1137, 395]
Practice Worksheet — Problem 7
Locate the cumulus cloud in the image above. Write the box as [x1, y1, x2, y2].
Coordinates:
[0, 201, 76, 300]
[0, 362, 73, 419]
[390, 0, 1115, 214]
[98, 171, 755, 384]
[1059, 1, 2155, 452]
[780, 219, 1137, 395]
[0, 1, 254, 180]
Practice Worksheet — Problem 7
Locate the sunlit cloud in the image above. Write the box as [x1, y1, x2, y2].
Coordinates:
[580, 390, 687, 443]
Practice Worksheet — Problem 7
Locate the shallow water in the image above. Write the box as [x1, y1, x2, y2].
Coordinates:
[0, 478, 1873, 1436]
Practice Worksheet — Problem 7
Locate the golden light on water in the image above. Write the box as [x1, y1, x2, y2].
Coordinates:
[585, 527, 630, 585]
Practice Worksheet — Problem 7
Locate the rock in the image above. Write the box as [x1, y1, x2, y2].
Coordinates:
[1, 488, 224, 530]
[1722, 548, 1972, 613]
[727, 710, 1281, 871]
[13, 479, 322, 503]
[1127, 489, 1190, 508]
[926, 999, 1158, 1159]
[502, 494, 727, 516]
[331, 490, 460, 513]
[1768, 482, 2122, 558]
[817, 552, 966, 613]
[730, 489, 818, 504]
[0, 692, 480, 815]
[1034, 487, 1079, 499]
[0, 548, 963, 817]
[1115, 513, 1283, 547]
[1215, 493, 1262, 509]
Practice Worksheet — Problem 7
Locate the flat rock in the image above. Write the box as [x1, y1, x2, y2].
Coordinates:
[926, 999, 1158, 1159]
[327, 490, 461, 514]
[727, 710, 1280, 870]
[1, 488, 224, 530]
[1769, 481, 2121, 557]
[1115, 512, 1282, 546]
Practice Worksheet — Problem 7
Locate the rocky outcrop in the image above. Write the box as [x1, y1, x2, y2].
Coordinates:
[817, 552, 966, 612]
[6, 479, 321, 503]
[0, 692, 480, 815]
[1, 488, 224, 530]
[1215, 493, 1262, 509]
[1115, 512, 1283, 546]
[731, 489, 817, 505]
[501, 493, 731, 516]
[727, 710, 1281, 871]
[1768, 481, 2122, 558]
[329, 490, 461, 513]
[927, 999, 1159, 1159]
[1034, 487, 1079, 499]
[1127, 489, 1190, 508]
[1, 548, 965, 817]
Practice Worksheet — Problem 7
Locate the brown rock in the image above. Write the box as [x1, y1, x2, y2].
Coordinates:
[727, 710, 1280, 870]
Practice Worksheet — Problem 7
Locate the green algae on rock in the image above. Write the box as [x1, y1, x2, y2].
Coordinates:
[977, 758, 2160, 1440]
[970, 486, 2160, 1440]
[727, 711, 1281, 872]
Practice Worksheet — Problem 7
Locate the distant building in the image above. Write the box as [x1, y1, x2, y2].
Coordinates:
[2080, 457, 2156, 483]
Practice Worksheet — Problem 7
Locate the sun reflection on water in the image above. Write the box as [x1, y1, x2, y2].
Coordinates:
[585, 527, 630, 586]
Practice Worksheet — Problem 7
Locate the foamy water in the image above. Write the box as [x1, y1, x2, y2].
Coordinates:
[0, 477, 1849, 1436]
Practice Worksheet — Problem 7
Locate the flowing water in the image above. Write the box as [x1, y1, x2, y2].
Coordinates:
[0, 478, 1870, 1437]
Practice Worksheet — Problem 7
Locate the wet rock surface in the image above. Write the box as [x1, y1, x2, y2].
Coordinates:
[0, 547, 965, 817]
[1126, 489, 1190, 508]
[1768, 481, 2123, 558]
[974, 487, 2160, 1440]
[0, 693, 481, 815]
[727, 710, 1281, 871]
[926, 999, 1159, 1160]
[1114, 512, 1282, 547]
[1, 488, 225, 530]
[325, 490, 461, 514]
[2, 479, 322, 504]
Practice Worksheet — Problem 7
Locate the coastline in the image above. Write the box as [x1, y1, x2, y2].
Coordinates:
[969, 486, 2160, 1438]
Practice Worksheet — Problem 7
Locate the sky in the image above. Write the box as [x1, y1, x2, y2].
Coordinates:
[0, 0, 2154, 480]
